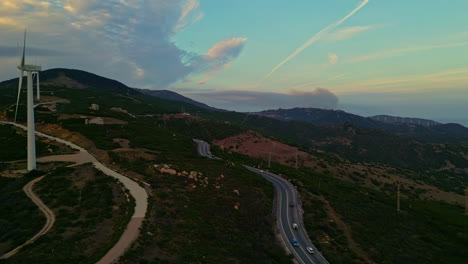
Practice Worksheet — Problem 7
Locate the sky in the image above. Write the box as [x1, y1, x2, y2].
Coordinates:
[0, 0, 467, 125]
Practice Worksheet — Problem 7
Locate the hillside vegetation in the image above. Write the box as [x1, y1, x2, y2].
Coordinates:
[0, 69, 291, 263]
[0, 68, 466, 263]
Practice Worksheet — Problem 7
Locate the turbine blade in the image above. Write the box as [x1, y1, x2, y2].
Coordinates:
[21, 29, 26, 67]
[14, 71, 24, 123]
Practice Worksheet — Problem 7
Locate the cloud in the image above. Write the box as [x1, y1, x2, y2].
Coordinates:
[196, 37, 248, 84]
[0, 0, 245, 88]
[328, 53, 339, 65]
[188, 88, 339, 111]
[329, 68, 468, 94]
[262, 0, 369, 80]
[0, 46, 64, 57]
[175, 0, 204, 32]
[0, 17, 22, 27]
[348, 42, 468, 63]
[325, 25, 375, 41]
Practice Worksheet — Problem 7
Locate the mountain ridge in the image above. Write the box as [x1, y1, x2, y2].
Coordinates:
[253, 107, 468, 144]
[136, 88, 223, 111]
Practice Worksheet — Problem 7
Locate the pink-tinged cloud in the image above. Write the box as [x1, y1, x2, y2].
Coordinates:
[197, 37, 248, 84]
[206, 37, 248, 58]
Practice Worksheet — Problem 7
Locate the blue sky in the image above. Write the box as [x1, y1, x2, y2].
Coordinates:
[0, 0, 467, 124]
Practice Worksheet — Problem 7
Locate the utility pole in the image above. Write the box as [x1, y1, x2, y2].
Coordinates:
[397, 182, 401, 213]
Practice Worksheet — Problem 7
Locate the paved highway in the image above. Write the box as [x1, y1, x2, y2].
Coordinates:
[193, 139, 327, 263]
[246, 166, 328, 264]
[193, 139, 217, 159]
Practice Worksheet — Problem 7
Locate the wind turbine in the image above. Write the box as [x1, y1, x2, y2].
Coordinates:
[14, 30, 42, 171]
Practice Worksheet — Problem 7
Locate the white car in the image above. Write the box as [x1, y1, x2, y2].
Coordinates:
[292, 223, 298, 230]
[306, 247, 314, 254]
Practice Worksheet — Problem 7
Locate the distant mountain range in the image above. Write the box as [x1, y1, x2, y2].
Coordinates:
[253, 107, 468, 144]
[2, 68, 466, 144]
[1, 67, 467, 171]
[255, 108, 379, 128]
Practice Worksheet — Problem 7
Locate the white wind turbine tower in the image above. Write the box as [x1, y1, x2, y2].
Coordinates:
[14, 30, 42, 171]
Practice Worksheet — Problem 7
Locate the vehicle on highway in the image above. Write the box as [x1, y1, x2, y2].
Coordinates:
[292, 223, 298, 229]
[289, 202, 295, 207]
[306, 247, 315, 254]
[291, 238, 299, 247]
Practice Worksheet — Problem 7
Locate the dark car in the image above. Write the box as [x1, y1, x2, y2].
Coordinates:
[289, 202, 294, 207]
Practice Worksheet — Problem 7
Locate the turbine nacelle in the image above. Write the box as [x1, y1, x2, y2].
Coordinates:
[18, 64, 42, 71]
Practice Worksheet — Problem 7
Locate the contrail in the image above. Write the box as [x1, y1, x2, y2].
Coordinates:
[263, 0, 369, 81]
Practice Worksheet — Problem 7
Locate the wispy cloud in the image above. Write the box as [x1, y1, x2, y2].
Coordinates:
[330, 68, 468, 94]
[174, 0, 204, 32]
[324, 25, 376, 41]
[262, 0, 369, 81]
[348, 42, 468, 63]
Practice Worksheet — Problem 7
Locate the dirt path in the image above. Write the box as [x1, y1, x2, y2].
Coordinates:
[0, 176, 55, 259]
[2, 121, 148, 264]
[37, 152, 92, 165]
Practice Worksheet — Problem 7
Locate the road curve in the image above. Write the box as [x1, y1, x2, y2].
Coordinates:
[0, 176, 55, 259]
[193, 139, 217, 159]
[245, 166, 328, 264]
[1, 121, 148, 264]
[192, 139, 327, 263]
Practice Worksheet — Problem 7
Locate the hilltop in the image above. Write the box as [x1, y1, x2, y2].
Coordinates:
[136, 88, 223, 111]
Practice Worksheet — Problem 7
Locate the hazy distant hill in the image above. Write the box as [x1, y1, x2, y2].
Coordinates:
[253, 107, 468, 144]
[255, 107, 379, 128]
[136, 89, 222, 111]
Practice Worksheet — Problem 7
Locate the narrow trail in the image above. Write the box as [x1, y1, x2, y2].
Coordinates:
[1, 121, 148, 264]
[0, 176, 55, 259]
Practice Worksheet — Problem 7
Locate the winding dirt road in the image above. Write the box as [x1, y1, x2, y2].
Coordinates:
[0, 176, 55, 259]
[1, 121, 148, 263]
